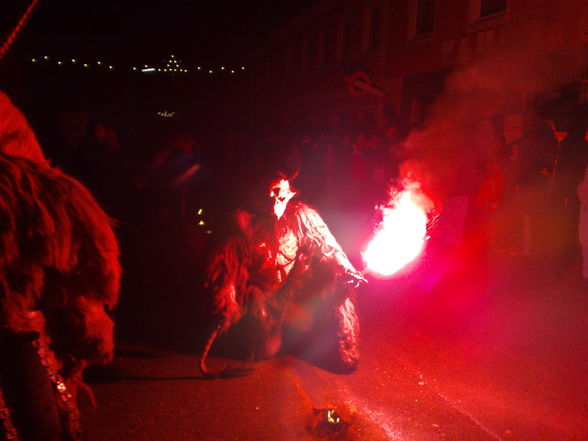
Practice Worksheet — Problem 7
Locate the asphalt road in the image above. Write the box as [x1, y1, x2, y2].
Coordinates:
[79, 242, 588, 441]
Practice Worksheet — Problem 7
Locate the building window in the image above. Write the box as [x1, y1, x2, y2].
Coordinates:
[285, 50, 292, 77]
[416, 0, 435, 35]
[410, 98, 424, 125]
[367, 7, 381, 51]
[298, 41, 307, 74]
[340, 21, 352, 60]
[469, 0, 508, 22]
[480, 0, 507, 17]
[308, 37, 317, 70]
[408, 0, 435, 39]
[324, 28, 335, 64]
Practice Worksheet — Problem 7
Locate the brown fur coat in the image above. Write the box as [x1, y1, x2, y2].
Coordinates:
[0, 92, 121, 379]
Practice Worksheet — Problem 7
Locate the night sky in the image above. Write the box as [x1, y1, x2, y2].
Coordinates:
[2, 0, 315, 65]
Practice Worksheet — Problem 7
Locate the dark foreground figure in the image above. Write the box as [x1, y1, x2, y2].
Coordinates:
[0, 92, 121, 440]
[200, 175, 365, 377]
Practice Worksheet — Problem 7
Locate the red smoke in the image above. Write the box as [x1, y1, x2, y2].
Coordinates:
[399, 15, 586, 206]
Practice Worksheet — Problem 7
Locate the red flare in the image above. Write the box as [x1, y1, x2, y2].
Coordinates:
[362, 183, 432, 277]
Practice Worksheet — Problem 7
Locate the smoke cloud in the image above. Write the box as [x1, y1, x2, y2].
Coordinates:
[400, 16, 586, 205]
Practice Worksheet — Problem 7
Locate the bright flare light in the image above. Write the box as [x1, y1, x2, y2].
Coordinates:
[362, 184, 431, 277]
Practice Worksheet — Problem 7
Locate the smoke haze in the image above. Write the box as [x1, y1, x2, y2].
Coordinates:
[400, 18, 586, 205]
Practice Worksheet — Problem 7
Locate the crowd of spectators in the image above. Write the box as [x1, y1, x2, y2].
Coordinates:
[29, 102, 588, 303]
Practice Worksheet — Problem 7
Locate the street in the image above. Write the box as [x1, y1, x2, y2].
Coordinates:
[79, 237, 588, 441]
[2, 2, 587, 440]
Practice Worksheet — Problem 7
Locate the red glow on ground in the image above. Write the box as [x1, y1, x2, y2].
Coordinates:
[362, 183, 431, 277]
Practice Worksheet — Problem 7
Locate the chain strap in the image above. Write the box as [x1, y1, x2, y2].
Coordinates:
[31, 338, 82, 441]
[0, 388, 19, 441]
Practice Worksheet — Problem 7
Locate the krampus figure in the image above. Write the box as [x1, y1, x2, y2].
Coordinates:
[200, 175, 365, 377]
[0, 92, 121, 440]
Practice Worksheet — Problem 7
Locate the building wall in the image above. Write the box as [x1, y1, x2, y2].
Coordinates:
[247, 0, 588, 133]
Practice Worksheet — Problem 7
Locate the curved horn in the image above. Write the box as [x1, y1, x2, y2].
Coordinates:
[276, 167, 299, 182]
[287, 167, 300, 181]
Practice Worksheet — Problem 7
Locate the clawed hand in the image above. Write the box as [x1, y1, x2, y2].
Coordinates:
[342, 270, 368, 287]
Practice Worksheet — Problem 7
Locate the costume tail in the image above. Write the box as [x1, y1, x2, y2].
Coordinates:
[199, 322, 223, 378]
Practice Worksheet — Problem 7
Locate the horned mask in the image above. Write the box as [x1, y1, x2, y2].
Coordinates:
[269, 178, 296, 219]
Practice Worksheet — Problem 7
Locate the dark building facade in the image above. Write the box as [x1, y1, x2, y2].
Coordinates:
[248, 0, 588, 137]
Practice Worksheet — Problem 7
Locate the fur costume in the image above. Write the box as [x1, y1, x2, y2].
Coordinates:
[0, 92, 121, 440]
[201, 193, 364, 377]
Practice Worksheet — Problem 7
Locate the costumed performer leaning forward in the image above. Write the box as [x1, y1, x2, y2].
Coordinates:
[201, 172, 366, 377]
